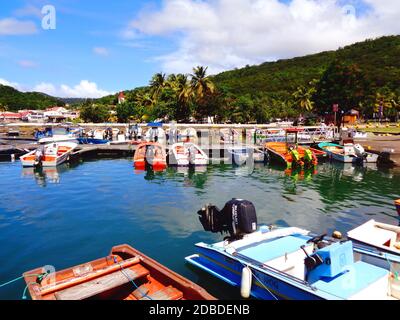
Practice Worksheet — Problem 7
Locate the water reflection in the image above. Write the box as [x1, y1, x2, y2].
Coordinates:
[21, 165, 71, 187]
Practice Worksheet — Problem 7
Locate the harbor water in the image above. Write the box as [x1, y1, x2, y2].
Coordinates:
[0, 159, 399, 300]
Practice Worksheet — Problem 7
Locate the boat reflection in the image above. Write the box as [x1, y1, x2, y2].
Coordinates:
[21, 163, 78, 187]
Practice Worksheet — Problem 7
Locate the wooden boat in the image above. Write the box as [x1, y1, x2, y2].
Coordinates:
[348, 220, 400, 255]
[169, 143, 208, 166]
[265, 129, 318, 168]
[20, 142, 77, 167]
[318, 142, 378, 163]
[134, 142, 167, 170]
[23, 244, 215, 300]
[188, 199, 400, 300]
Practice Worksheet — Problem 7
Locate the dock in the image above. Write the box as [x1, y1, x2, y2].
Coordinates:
[356, 135, 400, 167]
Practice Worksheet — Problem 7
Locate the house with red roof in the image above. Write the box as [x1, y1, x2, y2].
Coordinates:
[0, 112, 22, 122]
[118, 92, 126, 104]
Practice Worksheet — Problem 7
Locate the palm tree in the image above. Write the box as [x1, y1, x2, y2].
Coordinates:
[190, 66, 215, 101]
[293, 83, 316, 112]
[149, 73, 167, 101]
[169, 74, 193, 120]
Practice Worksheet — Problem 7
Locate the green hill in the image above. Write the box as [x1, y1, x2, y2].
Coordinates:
[213, 35, 400, 99]
[0, 85, 65, 111]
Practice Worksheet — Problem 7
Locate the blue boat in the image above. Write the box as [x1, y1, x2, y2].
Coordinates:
[186, 199, 400, 300]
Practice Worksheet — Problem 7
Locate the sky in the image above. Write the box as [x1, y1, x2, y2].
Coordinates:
[0, 0, 399, 98]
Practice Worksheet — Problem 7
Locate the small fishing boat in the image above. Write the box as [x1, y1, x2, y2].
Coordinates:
[169, 143, 208, 166]
[228, 147, 266, 166]
[20, 142, 77, 167]
[265, 129, 319, 168]
[186, 199, 400, 300]
[134, 142, 167, 170]
[348, 220, 400, 256]
[318, 142, 378, 163]
[23, 244, 215, 300]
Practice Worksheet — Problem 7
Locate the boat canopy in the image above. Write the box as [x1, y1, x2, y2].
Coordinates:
[147, 122, 163, 128]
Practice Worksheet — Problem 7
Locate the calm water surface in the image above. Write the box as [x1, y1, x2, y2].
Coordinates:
[0, 159, 399, 299]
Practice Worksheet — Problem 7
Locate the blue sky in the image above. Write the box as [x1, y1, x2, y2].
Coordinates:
[0, 0, 398, 98]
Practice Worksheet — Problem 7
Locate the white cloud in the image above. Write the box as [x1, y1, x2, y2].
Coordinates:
[93, 47, 110, 56]
[0, 78, 110, 98]
[0, 78, 23, 90]
[34, 80, 111, 98]
[17, 60, 38, 68]
[0, 18, 38, 35]
[127, 0, 400, 74]
[14, 5, 43, 18]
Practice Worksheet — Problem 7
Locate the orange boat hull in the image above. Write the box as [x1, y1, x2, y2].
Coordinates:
[23, 244, 215, 301]
[265, 142, 318, 167]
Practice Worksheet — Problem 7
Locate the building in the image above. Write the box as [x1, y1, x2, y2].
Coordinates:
[44, 106, 80, 122]
[0, 112, 22, 122]
[343, 109, 360, 125]
[118, 92, 126, 104]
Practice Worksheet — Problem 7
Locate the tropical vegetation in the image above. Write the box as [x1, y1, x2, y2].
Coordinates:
[1, 36, 400, 123]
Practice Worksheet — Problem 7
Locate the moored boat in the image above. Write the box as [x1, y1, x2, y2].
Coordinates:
[20, 142, 77, 167]
[186, 199, 400, 300]
[348, 220, 400, 256]
[38, 127, 79, 144]
[318, 142, 378, 164]
[134, 142, 167, 170]
[265, 129, 319, 168]
[228, 146, 266, 166]
[169, 142, 208, 166]
[23, 244, 215, 300]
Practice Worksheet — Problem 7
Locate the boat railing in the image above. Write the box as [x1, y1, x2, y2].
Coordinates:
[258, 126, 338, 144]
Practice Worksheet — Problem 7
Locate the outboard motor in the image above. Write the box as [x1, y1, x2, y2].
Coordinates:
[198, 199, 258, 241]
[354, 144, 366, 158]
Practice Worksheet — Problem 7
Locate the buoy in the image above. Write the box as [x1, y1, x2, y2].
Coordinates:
[240, 266, 252, 299]
[332, 231, 343, 239]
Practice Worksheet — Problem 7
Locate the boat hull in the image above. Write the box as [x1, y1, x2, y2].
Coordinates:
[23, 244, 215, 300]
[186, 245, 323, 300]
[20, 143, 77, 167]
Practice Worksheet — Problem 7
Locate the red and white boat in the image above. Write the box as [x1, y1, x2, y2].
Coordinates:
[133, 142, 167, 170]
[20, 142, 77, 167]
[169, 142, 208, 166]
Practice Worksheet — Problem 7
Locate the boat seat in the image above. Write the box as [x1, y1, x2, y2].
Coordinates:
[313, 261, 389, 300]
[140, 286, 183, 300]
[238, 235, 310, 264]
[54, 265, 149, 300]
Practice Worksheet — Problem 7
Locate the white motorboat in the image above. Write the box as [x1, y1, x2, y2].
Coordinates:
[38, 127, 79, 144]
[169, 143, 208, 166]
[20, 142, 77, 167]
[228, 146, 266, 166]
[348, 220, 400, 255]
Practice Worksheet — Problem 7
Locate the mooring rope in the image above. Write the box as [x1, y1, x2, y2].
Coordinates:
[113, 257, 154, 300]
[0, 273, 48, 300]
